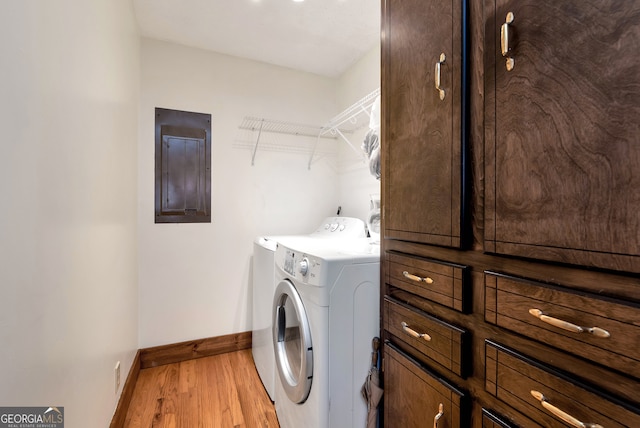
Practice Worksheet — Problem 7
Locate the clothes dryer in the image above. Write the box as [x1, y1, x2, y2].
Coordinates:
[272, 238, 380, 428]
[252, 217, 366, 401]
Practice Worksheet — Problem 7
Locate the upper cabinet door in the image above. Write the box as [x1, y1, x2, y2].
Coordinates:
[485, 0, 640, 273]
[382, 0, 469, 248]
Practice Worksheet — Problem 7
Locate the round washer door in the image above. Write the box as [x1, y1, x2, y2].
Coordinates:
[273, 279, 313, 404]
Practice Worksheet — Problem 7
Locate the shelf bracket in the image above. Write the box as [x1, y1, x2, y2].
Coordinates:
[308, 88, 380, 168]
[334, 128, 365, 157]
[308, 134, 322, 170]
[250, 119, 265, 166]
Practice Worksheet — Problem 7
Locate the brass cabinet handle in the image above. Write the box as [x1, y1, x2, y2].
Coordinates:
[401, 321, 432, 341]
[433, 403, 444, 428]
[528, 309, 611, 338]
[434, 53, 446, 100]
[531, 390, 604, 428]
[402, 271, 434, 284]
[500, 12, 515, 71]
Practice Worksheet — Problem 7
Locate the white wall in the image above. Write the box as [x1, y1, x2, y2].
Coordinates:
[138, 39, 341, 347]
[0, 1, 377, 422]
[336, 45, 382, 225]
[0, 0, 140, 426]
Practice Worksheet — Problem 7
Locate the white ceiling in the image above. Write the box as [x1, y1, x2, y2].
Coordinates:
[133, 0, 381, 78]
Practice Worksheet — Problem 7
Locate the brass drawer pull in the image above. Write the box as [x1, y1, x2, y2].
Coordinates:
[529, 309, 611, 338]
[433, 403, 444, 428]
[401, 321, 432, 341]
[434, 53, 446, 100]
[402, 271, 434, 284]
[531, 390, 604, 428]
[500, 12, 515, 71]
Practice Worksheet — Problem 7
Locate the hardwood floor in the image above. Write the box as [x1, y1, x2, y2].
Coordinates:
[124, 349, 280, 428]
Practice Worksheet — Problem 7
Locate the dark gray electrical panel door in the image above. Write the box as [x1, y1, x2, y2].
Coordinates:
[155, 108, 211, 223]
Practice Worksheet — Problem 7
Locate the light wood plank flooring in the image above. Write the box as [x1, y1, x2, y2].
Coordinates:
[124, 349, 280, 428]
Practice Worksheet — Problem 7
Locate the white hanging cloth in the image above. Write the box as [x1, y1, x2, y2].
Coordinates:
[362, 95, 381, 180]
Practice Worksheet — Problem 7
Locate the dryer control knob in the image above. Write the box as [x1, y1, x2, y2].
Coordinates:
[299, 258, 309, 276]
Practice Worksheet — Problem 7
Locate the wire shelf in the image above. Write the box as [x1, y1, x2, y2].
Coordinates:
[239, 117, 340, 139]
[239, 87, 380, 168]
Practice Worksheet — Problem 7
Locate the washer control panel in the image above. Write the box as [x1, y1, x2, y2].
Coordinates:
[281, 249, 323, 286]
[299, 258, 309, 276]
[283, 250, 297, 276]
[311, 217, 366, 238]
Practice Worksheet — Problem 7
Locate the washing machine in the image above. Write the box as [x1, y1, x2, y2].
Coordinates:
[272, 237, 380, 428]
[252, 217, 367, 401]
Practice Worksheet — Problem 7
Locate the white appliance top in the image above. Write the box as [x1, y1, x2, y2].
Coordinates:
[255, 236, 279, 251]
[254, 216, 367, 250]
[308, 216, 367, 238]
[275, 237, 380, 289]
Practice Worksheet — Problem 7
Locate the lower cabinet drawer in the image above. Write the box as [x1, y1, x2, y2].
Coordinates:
[481, 408, 543, 428]
[384, 297, 469, 377]
[384, 342, 468, 428]
[484, 271, 640, 378]
[485, 340, 640, 427]
[387, 251, 470, 312]
[482, 408, 524, 428]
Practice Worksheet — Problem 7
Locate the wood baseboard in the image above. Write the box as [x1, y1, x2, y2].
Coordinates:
[140, 331, 252, 369]
[109, 331, 252, 427]
[110, 350, 141, 428]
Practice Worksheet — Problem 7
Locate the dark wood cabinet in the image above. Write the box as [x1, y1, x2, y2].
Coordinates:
[484, 0, 640, 273]
[384, 344, 468, 428]
[382, 0, 468, 248]
[485, 341, 640, 428]
[484, 271, 640, 379]
[386, 251, 471, 313]
[384, 297, 469, 378]
[380, 0, 640, 426]
[481, 409, 525, 428]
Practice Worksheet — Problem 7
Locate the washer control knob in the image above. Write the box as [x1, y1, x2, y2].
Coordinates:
[299, 258, 309, 276]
